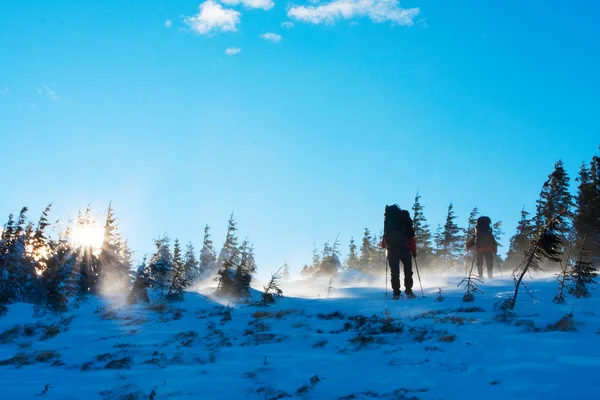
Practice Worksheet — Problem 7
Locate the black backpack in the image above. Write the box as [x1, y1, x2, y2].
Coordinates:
[475, 216, 495, 247]
[384, 205, 411, 248]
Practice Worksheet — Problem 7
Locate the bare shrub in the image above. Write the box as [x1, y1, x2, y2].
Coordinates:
[105, 356, 132, 369]
[41, 325, 60, 341]
[438, 334, 457, 343]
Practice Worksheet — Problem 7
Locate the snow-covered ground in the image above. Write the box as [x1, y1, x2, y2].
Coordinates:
[1, 272, 599, 400]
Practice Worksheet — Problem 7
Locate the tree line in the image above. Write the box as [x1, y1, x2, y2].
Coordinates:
[303, 150, 600, 277]
[0, 205, 256, 315]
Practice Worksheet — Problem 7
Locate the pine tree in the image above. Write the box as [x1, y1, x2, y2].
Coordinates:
[465, 207, 480, 245]
[166, 239, 189, 301]
[371, 232, 386, 272]
[147, 236, 173, 292]
[234, 239, 255, 299]
[412, 193, 434, 267]
[345, 237, 360, 271]
[218, 213, 240, 267]
[261, 267, 283, 305]
[27, 204, 53, 275]
[573, 159, 600, 261]
[500, 215, 563, 310]
[282, 262, 290, 281]
[199, 224, 217, 279]
[506, 208, 535, 267]
[183, 242, 200, 281]
[128, 257, 151, 304]
[359, 228, 375, 274]
[440, 203, 463, 262]
[316, 236, 342, 277]
[98, 203, 132, 292]
[535, 160, 574, 244]
[568, 236, 598, 298]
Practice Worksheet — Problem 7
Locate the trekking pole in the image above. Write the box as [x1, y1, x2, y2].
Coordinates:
[413, 255, 425, 298]
[385, 257, 388, 297]
[497, 256, 503, 277]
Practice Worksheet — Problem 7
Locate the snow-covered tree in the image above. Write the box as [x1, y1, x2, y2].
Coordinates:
[218, 213, 240, 267]
[344, 236, 360, 271]
[147, 236, 173, 292]
[98, 203, 132, 292]
[199, 224, 217, 279]
[166, 239, 189, 301]
[183, 242, 200, 281]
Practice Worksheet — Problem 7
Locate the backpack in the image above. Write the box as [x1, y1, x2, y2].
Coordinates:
[475, 216, 495, 248]
[384, 205, 410, 248]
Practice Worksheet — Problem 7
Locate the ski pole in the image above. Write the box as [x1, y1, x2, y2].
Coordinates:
[413, 255, 425, 298]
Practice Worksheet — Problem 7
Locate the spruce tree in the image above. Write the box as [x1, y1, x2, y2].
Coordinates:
[27, 204, 52, 274]
[218, 213, 240, 267]
[568, 236, 598, 298]
[573, 159, 600, 261]
[199, 224, 217, 279]
[345, 236, 360, 271]
[234, 239, 255, 299]
[412, 193, 434, 267]
[166, 239, 189, 301]
[98, 203, 132, 292]
[501, 215, 563, 310]
[147, 236, 173, 291]
[465, 207, 479, 245]
[440, 203, 463, 262]
[282, 262, 290, 282]
[183, 242, 200, 281]
[359, 228, 375, 274]
[535, 160, 574, 244]
[506, 208, 535, 267]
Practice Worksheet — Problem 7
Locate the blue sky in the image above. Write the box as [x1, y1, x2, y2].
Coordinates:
[1, 0, 599, 278]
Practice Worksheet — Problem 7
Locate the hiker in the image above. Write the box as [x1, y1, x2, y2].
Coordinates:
[466, 216, 497, 279]
[380, 204, 417, 299]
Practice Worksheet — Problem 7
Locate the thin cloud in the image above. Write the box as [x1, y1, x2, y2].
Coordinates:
[184, 1, 241, 36]
[281, 21, 295, 29]
[0, 87, 8, 95]
[165, 19, 173, 28]
[220, 0, 274, 10]
[225, 47, 241, 55]
[260, 32, 282, 42]
[287, 0, 420, 26]
[39, 83, 60, 101]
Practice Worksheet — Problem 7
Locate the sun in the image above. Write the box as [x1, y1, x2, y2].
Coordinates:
[71, 224, 105, 250]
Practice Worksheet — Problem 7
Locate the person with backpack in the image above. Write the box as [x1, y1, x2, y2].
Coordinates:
[380, 204, 417, 299]
[466, 216, 498, 279]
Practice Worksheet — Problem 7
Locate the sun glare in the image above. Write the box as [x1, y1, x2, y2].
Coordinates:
[71, 225, 105, 250]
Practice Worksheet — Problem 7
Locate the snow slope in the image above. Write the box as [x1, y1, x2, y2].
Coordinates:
[0, 273, 599, 400]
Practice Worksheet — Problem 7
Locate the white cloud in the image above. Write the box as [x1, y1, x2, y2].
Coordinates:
[184, 1, 241, 36]
[281, 21, 294, 29]
[225, 47, 241, 55]
[220, 0, 274, 10]
[287, 0, 419, 26]
[39, 83, 60, 101]
[165, 19, 173, 28]
[260, 32, 282, 42]
[0, 87, 8, 95]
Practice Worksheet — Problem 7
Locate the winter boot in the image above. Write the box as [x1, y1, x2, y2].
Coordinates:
[392, 291, 401, 300]
[405, 290, 417, 299]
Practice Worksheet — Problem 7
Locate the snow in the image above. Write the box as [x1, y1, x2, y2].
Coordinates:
[0, 274, 599, 400]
